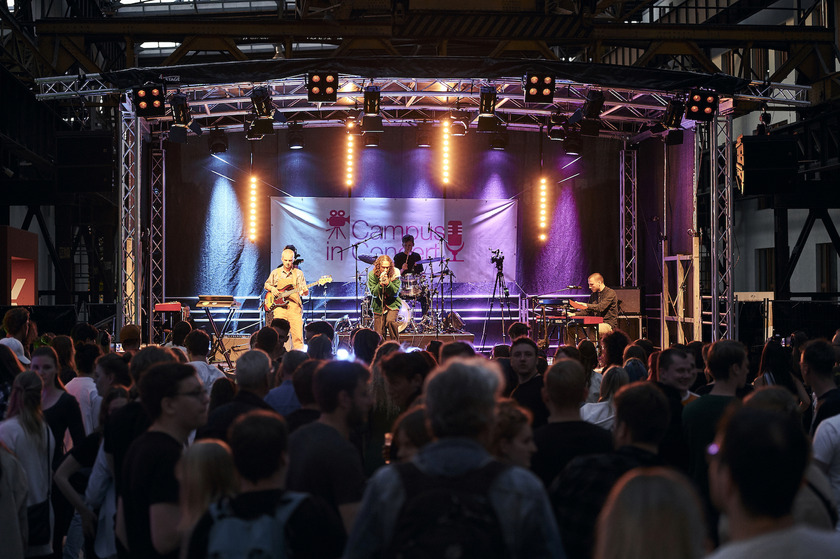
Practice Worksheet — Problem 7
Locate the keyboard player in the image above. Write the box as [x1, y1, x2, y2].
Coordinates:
[568, 273, 618, 336]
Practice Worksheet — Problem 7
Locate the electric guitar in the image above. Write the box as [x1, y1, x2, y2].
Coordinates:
[264, 275, 332, 311]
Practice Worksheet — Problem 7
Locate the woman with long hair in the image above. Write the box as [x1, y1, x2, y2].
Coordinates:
[0, 371, 57, 558]
[51, 335, 78, 386]
[754, 339, 811, 413]
[581, 366, 630, 430]
[594, 467, 707, 559]
[367, 255, 402, 342]
[0, 344, 25, 419]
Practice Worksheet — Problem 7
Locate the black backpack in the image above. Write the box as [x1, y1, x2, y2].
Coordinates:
[386, 460, 510, 559]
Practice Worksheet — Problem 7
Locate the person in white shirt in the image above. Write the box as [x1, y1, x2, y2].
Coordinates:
[64, 343, 103, 435]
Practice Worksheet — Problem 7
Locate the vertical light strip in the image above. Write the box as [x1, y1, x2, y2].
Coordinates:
[249, 176, 257, 242]
[346, 133, 355, 189]
[538, 177, 548, 241]
[441, 118, 450, 185]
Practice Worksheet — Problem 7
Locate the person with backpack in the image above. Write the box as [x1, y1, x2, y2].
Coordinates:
[345, 357, 565, 559]
[187, 410, 346, 559]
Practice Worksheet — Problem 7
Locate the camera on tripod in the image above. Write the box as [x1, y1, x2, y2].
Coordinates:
[490, 248, 504, 269]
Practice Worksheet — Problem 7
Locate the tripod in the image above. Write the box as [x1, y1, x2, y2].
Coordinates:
[480, 254, 508, 349]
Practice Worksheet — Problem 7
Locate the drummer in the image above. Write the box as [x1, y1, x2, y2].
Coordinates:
[393, 234, 429, 316]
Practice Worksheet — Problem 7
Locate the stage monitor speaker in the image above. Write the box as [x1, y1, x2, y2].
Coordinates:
[614, 287, 642, 315]
[735, 135, 797, 196]
[211, 334, 251, 364]
[0, 305, 77, 336]
[617, 316, 643, 340]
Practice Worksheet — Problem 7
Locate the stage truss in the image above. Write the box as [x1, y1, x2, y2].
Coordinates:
[36, 72, 805, 342]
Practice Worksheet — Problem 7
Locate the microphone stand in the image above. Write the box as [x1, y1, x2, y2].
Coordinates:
[336, 233, 380, 326]
[428, 225, 447, 336]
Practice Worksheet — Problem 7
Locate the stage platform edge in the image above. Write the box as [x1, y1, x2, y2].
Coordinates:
[337, 331, 475, 349]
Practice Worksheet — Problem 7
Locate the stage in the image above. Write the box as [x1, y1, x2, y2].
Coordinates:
[337, 331, 475, 350]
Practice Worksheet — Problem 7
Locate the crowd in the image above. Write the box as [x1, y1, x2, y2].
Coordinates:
[2, 306, 840, 559]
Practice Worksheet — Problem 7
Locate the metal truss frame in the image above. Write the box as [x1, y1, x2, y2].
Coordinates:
[119, 106, 143, 329]
[708, 115, 735, 342]
[619, 147, 638, 287]
[149, 141, 165, 344]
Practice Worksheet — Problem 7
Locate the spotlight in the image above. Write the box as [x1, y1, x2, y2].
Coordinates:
[563, 132, 582, 156]
[132, 83, 166, 118]
[547, 113, 568, 141]
[345, 115, 364, 136]
[489, 130, 508, 150]
[662, 99, 685, 129]
[450, 120, 468, 136]
[364, 134, 380, 147]
[582, 90, 605, 119]
[167, 92, 202, 144]
[245, 125, 263, 141]
[476, 114, 503, 133]
[523, 73, 555, 103]
[248, 86, 285, 136]
[207, 128, 228, 154]
[363, 85, 381, 115]
[447, 111, 470, 136]
[307, 72, 338, 103]
[360, 114, 383, 134]
[416, 123, 432, 148]
[479, 85, 497, 117]
[287, 122, 304, 150]
[685, 89, 719, 122]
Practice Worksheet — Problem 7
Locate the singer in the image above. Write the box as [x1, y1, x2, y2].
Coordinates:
[367, 254, 403, 341]
[568, 273, 618, 334]
[264, 248, 309, 349]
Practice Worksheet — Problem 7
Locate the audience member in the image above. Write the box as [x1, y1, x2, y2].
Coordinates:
[197, 350, 276, 442]
[577, 340, 601, 403]
[507, 321, 531, 341]
[600, 330, 631, 370]
[491, 344, 511, 358]
[509, 337, 549, 428]
[93, 352, 131, 397]
[351, 328, 381, 365]
[706, 406, 840, 558]
[380, 351, 432, 410]
[176, 439, 237, 540]
[52, 335, 78, 385]
[658, 347, 699, 405]
[531, 358, 613, 487]
[581, 365, 629, 430]
[425, 340, 443, 362]
[307, 333, 334, 360]
[269, 318, 290, 359]
[208, 376, 236, 414]
[184, 330, 225, 396]
[284, 359, 323, 434]
[346, 357, 563, 559]
[491, 399, 537, 469]
[64, 342, 102, 435]
[119, 324, 142, 355]
[594, 467, 706, 559]
[71, 323, 99, 347]
[118, 362, 209, 559]
[265, 350, 308, 415]
[622, 343, 647, 364]
[553, 382, 670, 559]
[286, 361, 371, 534]
[439, 340, 477, 363]
[0, 343, 25, 418]
[305, 320, 335, 342]
[387, 405, 432, 463]
[254, 326, 280, 365]
[0, 441, 28, 557]
[801, 339, 840, 436]
[622, 357, 647, 382]
[164, 321, 192, 355]
[1, 307, 31, 365]
[186, 411, 346, 558]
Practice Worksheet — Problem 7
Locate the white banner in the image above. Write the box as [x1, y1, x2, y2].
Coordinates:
[269, 197, 518, 285]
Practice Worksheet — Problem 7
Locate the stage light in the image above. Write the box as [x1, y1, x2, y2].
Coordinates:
[132, 83, 166, 118]
[363, 85, 381, 115]
[167, 92, 203, 143]
[245, 125, 263, 141]
[479, 85, 497, 117]
[441, 121, 451, 184]
[248, 86, 285, 137]
[248, 176, 258, 242]
[287, 122, 304, 150]
[307, 72, 338, 103]
[685, 89, 719, 121]
[524, 73, 555, 103]
[547, 112, 568, 141]
[345, 116, 363, 136]
[364, 134, 380, 147]
[538, 177, 549, 239]
[346, 134, 355, 187]
[662, 99, 685, 129]
[582, 90, 605, 119]
[207, 127, 228, 154]
[416, 123, 432, 148]
[360, 114, 384, 134]
[477, 115, 503, 133]
[563, 132, 582, 156]
[489, 130, 507, 150]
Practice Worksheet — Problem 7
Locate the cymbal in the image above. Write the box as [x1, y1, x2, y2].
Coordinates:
[417, 256, 450, 265]
[357, 254, 377, 265]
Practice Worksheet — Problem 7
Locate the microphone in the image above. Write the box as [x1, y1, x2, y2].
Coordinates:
[567, 285, 583, 289]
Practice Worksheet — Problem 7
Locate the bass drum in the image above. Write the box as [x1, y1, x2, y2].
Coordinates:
[400, 273, 423, 297]
[395, 301, 412, 333]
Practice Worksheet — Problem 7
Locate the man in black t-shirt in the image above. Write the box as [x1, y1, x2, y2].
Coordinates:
[118, 363, 209, 559]
[509, 337, 549, 429]
[802, 339, 840, 436]
[569, 272, 618, 334]
[188, 411, 345, 559]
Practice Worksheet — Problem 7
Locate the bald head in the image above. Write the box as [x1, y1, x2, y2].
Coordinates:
[282, 249, 295, 270]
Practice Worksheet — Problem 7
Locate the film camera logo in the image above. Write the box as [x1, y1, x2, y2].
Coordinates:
[326, 210, 350, 239]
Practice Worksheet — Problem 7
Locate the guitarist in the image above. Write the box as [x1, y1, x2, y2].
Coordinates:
[264, 248, 309, 349]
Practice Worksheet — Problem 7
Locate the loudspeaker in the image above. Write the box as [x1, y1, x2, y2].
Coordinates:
[618, 316, 643, 340]
[614, 287, 642, 315]
[735, 135, 797, 196]
[211, 334, 251, 364]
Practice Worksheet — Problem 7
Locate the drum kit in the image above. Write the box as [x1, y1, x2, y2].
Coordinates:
[353, 253, 459, 334]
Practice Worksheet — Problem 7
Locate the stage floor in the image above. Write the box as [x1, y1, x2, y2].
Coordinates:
[337, 331, 475, 350]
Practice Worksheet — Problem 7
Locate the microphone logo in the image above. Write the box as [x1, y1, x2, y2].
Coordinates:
[446, 220, 465, 262]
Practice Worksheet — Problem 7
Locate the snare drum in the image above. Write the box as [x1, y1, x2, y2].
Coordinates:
[400, 273, 423, 297]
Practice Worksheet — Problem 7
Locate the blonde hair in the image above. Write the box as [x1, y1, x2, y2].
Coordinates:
[5, 371, 45, 443]
[594, 467, 707, 559]
[177, 439, 238, 531]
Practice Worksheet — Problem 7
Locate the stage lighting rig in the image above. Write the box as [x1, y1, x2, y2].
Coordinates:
[287, 122, 304, 150]
[479, 85, 497, 117]
[248, 86, 285, 136]
[168, 92, 203, 144]
[307, 72, 338, 103]
[582, 90, 605, 119]
[489, 130, 508, 150]
[523, 73, 555, 103]
[207, 128, 228, 154]
[662, 99, 685, 129]
[132, 83, 166, 118]
[685, 90, 719, 122]
[547, 113, 568, 141]
[416, 123, 432, 148]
